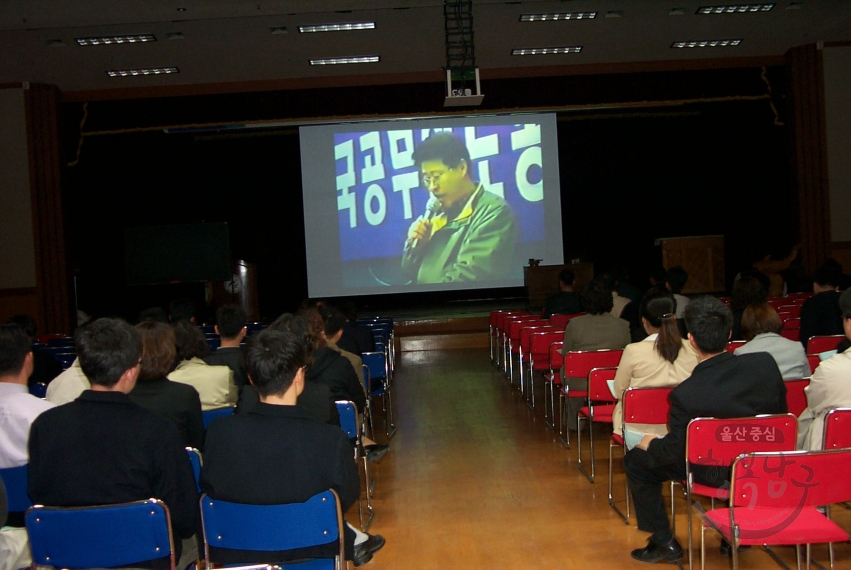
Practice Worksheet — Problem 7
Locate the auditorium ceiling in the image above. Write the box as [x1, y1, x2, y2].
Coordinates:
[1, 1, 850, 97]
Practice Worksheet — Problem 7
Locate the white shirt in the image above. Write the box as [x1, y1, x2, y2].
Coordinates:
[0, 383, 55, 468]
[45, 358, 90, 406]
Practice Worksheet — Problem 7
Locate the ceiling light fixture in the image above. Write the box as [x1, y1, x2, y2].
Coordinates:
[309, 55, 379, 65]
[46, 39, 66, 47]
[519, 12, 597, 21]
[166, 32, 184, 40]
[511, 46, 582, 55]
[696, 4, 775, 14]
[299, 22, 376, 33]
[106, 67, 179, 77]
[76, 34, 156, 46]
[671, 39, 743, 48]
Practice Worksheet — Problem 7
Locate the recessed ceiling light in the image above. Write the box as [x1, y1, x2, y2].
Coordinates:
[511, 46, 582, 55]
[519, 12, 596, 22]
[299, 22, 375, 33]
[605, 11, 624, 18]
[696, 4, 775, 14]
[166, 32, 184, 40]
[46, 39, 66, 47]
[106, 67, 179, 77]
[671, 39, 743, 48]
[270, 27, 288, 34]
[669, 8, 687, 16]
[76, 34, 156, 46]
[309, 55, 379, 65]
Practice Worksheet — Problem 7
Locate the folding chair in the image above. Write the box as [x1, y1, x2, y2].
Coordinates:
[362, 351, 395, 439]
[807, 334, 845, 355]
[558, 349, 623, 448]
[526, 330, 564, 409]
[823, 407, 851, 449]
[807, 354, 821, 375]
[777, 304, 802, 318]
[577, 367, 618, 482]
[608, 386, 674, 524]
[699, 449, 851, 570]
[201, 489, 345, 570]
[679, 414, 798, 570]
[0, 464, 31, 513]
[203, 405, 236, 428]
[506, 318, 547, 387]
[516, 323, 557, 398]
[492, 310, 528, 368]
[26, 499, 176, 569]
[725, 340, 746, 353]
[785, 379, 810, 417]
[543, 341, 564, 430]
[186, 447, 202, 492]
[501, 315, 540, 377]
[548, 312, 584, 328]
[781, 317, 801, 341]
[335, 400, 373, 531]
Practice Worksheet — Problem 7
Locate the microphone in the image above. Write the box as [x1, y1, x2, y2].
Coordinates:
[409, 199, 440, 250]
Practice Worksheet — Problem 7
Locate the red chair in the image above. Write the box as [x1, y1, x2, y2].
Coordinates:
[548, 312, 584, 328]
[558, 349, 623, 448]
[577, 367, 618, 482]
[780, 317, 801, 341]
[543, 341, 564, 430]
[517, 324, 559, 399]
[501, 314, 538, 375]
[807, 354, 820, 375]
[767, 298, 786, 310]
[494, 311, 530, 369]
[490, 310, 524, 365]
[506, 318, 547, 385]
[725, 340, 746, 353]
[526, 330, 565, 409]
[777, 304, 802, 318]
[807, 334, 845, 355]
[608, 386, 674, 524]
[680, 414, 798, 570]
[785, 378, 810, 417]
[823, 407, 851, 449]
[699, 449, 851, 570]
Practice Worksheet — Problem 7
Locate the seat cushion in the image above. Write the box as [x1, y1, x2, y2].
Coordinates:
[704, 507, 849, 546]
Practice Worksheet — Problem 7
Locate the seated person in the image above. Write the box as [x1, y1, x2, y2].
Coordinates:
[729, 274, 768, 340]
[543, 269, 582, 318]
[204, 304, 249, 391]
[128, 321, 205, 450]
[28, 318, 199, 569]
[797, 288, 851, 449]
[733, 303, 810, 380]
[664, 266, 690, 319]
[800, 262, 844, 351]
[612, 292, 698, 441]
[5, 315, 62, 387]
[169, 320, 237, 410]
[336, 301, 375, 357]
[200, 329, 385, 567]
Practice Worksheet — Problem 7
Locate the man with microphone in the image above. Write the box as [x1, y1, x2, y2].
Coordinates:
[401, 132, 518, 284]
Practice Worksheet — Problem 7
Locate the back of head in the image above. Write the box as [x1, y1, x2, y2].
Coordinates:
[138, 306, 168, 324]
[168, 298, 196, 323]
[640, 291, 682, 363]
[683, 296, 733, 354]
[6, 315, 37, 339]
[215, 304, 247, 339]
[296, 308, 326, 347]
[840, 288, 851, 320]
[580, 278, 614, 315]
[135, 321, 177, 381]
[412, 132, 471, 170]
[320, 307, 347, 339]
[244, 329, 307, 398]
[336, 300, 358, 323]
[740, 302, 782, 341]
[268, 313, 316, 365]
[75, 318, 141, 387]
[558, 268, 575, 288]
[731, 275, 768, 312]
[0, 324, 31, 377]
[172, 320, 208, 361]
[666, 266, 688, 294]
[812, 262, 842, 289]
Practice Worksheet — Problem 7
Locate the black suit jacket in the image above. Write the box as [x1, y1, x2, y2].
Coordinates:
[129, 378, 206, 451]
[307, 347, 366, 412]
[800, 290, 843, 350]
[204, 346, 248, 389]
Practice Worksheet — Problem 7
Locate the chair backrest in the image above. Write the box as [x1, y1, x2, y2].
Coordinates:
[562, 349, 623, 378]
[520, 325, 559, 352]
[549, 341, 564, 372]
[508, 319, 547, 343]
[186, 447, 202, 492]
[587, 367, 618, 404]
[200, 490, 344, 569]
[621, 386, 673, 426]
[362, 351, 387, 383]
[725, 340, 746, 353]
[203, 405, 235, 428]
[784, 379, 810, 417]
[495, 311, 530, 331]
[26, 499, 175, 569]
[823, 408, 851, 450]
[335, 400, 360, 440]
[807, 354, 821, 375]
[780, 317, 801, 341]
[0, 464, 31, 512]
[685, 414, 798, 468]
[730, 449, 851, 509]
[777, 304, 802, 318]
[529, 331, 564, 361]
[502, 315, 540, 338]
[29, 382, 47, 398]
[548, 312, 584, 328]
[807, 334, 845, 355]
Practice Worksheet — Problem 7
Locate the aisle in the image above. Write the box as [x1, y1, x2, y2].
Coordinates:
[357, 348, 851, 569]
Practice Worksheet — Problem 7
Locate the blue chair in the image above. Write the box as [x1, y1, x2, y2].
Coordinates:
[0, 464, 31, 513]
[362, 352, 395, 439]
[335, 400, 373, 531]
[203, 405, 235, 428]
[29, 382, 47, 399]
[186, 447, 202, 493]
[200, 490, 345, 570]
[26, 498, 176, 569]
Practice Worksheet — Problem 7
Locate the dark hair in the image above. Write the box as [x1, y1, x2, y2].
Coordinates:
[813, 262, 841, 288]
[135, 321, 177, 381]
[666, 266, 689, 294]
[683, 296, 733, 354]
[639, 292, 682, 363]
[244, 329, 307, 398]
[267, 313, 316, 367]
[839, 288, 851, 320]
[731, 276, 768, 312]
[649, 266, 668, 286]
[138, 306, 168, 324]
[296, 308, 326, 348]
[558, 269, 575, 287]
[320, 307, 347, 338]
[216, 304, 247, 339]
[336, 300, 358, 323]
[598, 273, 617, 292]
[172, 320, 208, 361]
[740, 303, 783, 341]
[168, 298, 196, 322]
[0, 324, 31, 377]
[580, 278, 614, 315]
[412, 132, 472, 171]
[6, 315, 37, 338]
[75, 318, 141, 387]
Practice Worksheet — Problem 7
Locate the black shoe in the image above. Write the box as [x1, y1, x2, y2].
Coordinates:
[719, 540, 751, 557]
[630, 537, 684, 565]
[366, 444, 389, 463]
[353, 534, 386, 567]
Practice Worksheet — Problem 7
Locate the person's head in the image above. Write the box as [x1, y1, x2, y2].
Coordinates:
[138, 306, 168, 324]
[215, 304, 247, 341]
[75, 318, 141, 388]
[840, 288, 851, 340]
[6, 315, 37, 339]
[244, 329, 308, 399]
[268, 313, 316, 366]
[336, 300, 358, 323]
[639, 291, 682, 363]
[135, 321, 177, 381]
[597, 273, 617, 292]
[649, 266, 668, 287]
[320, 307, 347, 344]
[168, 298, 196, 323]
[683, 296, 733, 355]
[580, 278, 614, 315]
[172, 320, 208, 361]
[731, 275, 768, 312]
[739, 302, 783, 341]
[665, 266, 688, 295]
[812, 262, 841, 293]
[412, 132, 475, 209]
[558, 269, 576, 292]
[296, 308, 326, 348]
[0, 324, 33, 381]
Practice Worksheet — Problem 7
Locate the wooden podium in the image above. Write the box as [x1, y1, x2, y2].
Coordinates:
[524, 263, 594, 310]
[656, 235, 725, 294]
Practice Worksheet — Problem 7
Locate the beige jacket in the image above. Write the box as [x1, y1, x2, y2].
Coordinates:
[797, 349, 851, 450]
[169, 357, 237, 411]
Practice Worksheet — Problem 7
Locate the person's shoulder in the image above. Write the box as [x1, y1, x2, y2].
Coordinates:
[818, 348, 851, 374]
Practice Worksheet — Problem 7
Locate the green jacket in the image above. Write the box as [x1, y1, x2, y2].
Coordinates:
[402, 187, 518, 284]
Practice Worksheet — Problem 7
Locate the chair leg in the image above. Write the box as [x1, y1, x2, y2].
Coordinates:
[577, 413, 595, 483]
[361, 453, 374, 532]
[608, 439, 629, 524]
[383, 390, 396, 439]
[700, 525, 706, 570]
[558, 393, 570, 449]
[529, 366, 536, 409]
[686, 487, 693, 570]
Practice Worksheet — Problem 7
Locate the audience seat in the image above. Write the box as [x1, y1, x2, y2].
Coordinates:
[336, 400, 373, 532]
[576, 367, 618, 483]
[807, 334, 845, 355]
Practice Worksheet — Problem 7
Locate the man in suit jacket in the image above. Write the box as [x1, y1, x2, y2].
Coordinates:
[204, 304, 249, 390]
[625, 296, 787, 565]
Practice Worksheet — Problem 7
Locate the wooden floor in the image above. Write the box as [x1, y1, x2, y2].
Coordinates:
[355, 348, 851, 570]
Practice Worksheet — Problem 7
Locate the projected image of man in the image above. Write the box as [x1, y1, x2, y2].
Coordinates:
[402, 132, 518, 284]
